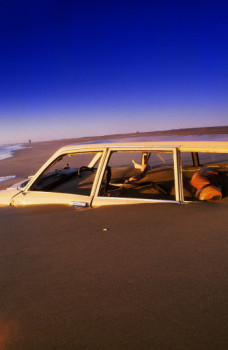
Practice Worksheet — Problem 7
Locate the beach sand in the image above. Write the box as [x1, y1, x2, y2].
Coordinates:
[0, 133, 228, 349]
[0, 139, 78, 190]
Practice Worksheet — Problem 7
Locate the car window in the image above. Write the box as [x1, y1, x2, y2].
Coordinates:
[181, 152, 228, 167]
[29, 152, 102, 196]
[197, 152, 228, 165]
[98, 150, 176, 201]
[180, 152, 228, 201]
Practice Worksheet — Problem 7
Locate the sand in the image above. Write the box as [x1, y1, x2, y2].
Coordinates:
[0, 132, 228, 349]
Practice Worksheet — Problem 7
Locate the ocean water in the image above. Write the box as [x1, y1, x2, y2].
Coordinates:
[0, 144, 27, 161]
[111, 133, 228, 143]
[0, 144, 27, 183]
[83, 133, 228, 144]
[0, 175, 16, 183]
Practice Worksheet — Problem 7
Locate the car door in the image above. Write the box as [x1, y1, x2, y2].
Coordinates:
[11, 149, 107, 207]
[92, 146, 183, 206]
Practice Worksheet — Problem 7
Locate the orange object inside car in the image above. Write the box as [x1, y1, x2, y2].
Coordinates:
[191, 168, 222, 201]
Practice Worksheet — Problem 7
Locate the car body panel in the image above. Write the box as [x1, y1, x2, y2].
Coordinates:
[0, 189, 21, 206]
[11, 191, 91, 207]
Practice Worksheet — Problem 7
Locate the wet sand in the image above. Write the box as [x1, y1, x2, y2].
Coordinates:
[0, 132, 228, 349]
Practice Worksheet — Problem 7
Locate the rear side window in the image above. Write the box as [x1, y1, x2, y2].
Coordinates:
[180, 152, 228, 201]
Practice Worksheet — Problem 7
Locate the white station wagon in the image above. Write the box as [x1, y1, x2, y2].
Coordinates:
[0, 141, 228, 207]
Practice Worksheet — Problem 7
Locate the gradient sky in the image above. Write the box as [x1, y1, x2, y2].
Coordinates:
[0, 0, 228, 144]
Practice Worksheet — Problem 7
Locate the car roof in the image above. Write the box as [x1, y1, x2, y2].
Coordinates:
[55, 141, 228, 154]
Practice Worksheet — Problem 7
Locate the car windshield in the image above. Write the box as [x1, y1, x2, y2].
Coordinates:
[29, 152, 102, 196]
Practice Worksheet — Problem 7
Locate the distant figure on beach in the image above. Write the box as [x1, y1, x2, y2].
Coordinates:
[29, 139, 32, 144]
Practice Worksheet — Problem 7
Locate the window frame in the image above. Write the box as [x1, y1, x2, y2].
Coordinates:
[14, 148, 107, 206]
[92, 146, 183, 206]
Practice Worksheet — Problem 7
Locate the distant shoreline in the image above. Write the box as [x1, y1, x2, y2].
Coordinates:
[1, 126, 228, 147]
[25, 125, 228, 146]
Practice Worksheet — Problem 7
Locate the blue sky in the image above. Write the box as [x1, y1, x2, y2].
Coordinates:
[0, 0, 228, 144]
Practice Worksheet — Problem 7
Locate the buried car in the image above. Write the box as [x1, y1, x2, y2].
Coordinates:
[0, 141, 228, 207]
